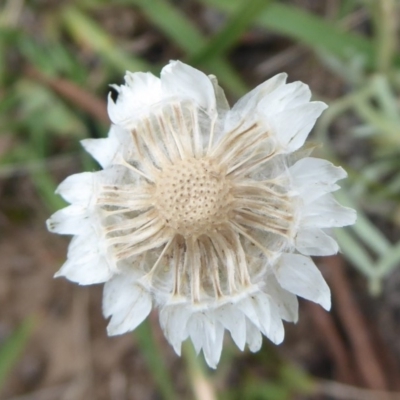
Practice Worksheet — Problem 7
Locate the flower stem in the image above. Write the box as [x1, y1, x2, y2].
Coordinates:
[183, 342, 217, 400]
[134, 320, 178, 400]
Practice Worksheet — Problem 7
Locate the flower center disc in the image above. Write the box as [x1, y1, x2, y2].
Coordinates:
[154, 157, 231, 237]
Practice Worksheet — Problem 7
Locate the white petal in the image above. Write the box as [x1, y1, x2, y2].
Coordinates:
[225, 73, 287, 131]
[55, 258, 112, 285]
[237, 293, 284, 344]
[257, 80, 311, 116]
[202, 323, 224, 369]
[55, 234, 112, 285]
[252, 292, 284, 344]
[187, 312, 215, 355]
[103, 272, 137, 317]
[213, 304, 246, 350]
[104, 275, 152, 335]
[56, 172, 95, 205]
[232, 73, 288, 115]
[237, 297, 261, 329]
[107, 72, 162, 126]
[266, 299, 285, 344]
[265, 275, 299, 323]
[271, 102, 327, 152]
[290, 157, 347, 203]
[275, 254, 331, 310]
[81, 137, 116, 168]
[302, 194, 357, 228]
[208, 74, 230, 113]
[161, 61, 216, 114]
[159, 304, 190, 356]
[81, 127, 122, 169]
[245, 319, 262, 352]
[185, 311, 225, 367]
[107, 93, 124, 126]
[282, 81, 312, 109]
[227, 77, 326, 153]
[46, 205, 90, 235]
[123, 71, 162, 104]
[295, 227, 339, 256]
[186, 315, 202, 355]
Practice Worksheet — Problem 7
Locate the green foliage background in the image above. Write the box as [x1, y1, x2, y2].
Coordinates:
[1, 0, 400, 398]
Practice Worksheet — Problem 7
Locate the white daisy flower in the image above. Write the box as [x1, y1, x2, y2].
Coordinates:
[47, 61, 356, 368]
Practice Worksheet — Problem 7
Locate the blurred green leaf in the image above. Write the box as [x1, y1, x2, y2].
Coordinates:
[375, 241, 400, 277]
[354, 101, 400, 145]
[32, 168, 67, 212]
[370, 0, 397, 73]
[189, 0, 273, 65]
[61, 5, 151, 74]
[129, 0, 248, 96]
[16, 34, 88, 81]
[351, 211, 392, 256]
[199, 0, 376, 69]
[129, 0, 205, 53]
[372, 75, 400, 122]
[335, 190, 391, 256]
[280, 364, 314, 394]
[334, 228, 375, 276]
[15, 80, 88, 140]
[242, 381, 289, 400]
[0, 317, 35, 391]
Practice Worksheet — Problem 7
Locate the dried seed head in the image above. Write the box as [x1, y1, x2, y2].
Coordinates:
[47, 61, 356, 369]
[153, 157, 231, 237]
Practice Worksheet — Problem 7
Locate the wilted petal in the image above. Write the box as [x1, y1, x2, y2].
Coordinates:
[56, 172, 95, 205]
[245, 319, 263, 352]
[46, 204, 90, 235]
[295, 227, 339, 256]
[160, 304, 191, 356]
[264, 275, 299, 323]
[252, 292, 284, 344]
[214, 304, 246, 350]
[302, 194, 357, 228]
[290, 157, 347, 203]
[81, 126, 124, 169]
[161, 61, 216, 115]
[55, 233, 112, 285]
[271, 102, 327, 152]
[275, 254, 331, 310]
[203, 322, 224, 369]
[107, 71, 162, 126]
[104, 274, 152, 335]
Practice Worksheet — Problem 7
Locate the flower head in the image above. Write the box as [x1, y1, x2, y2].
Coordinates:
[47, 61, 356, 368]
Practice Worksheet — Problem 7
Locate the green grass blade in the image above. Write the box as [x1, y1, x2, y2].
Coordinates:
[335, 190, 391, 256]
[189, 0, 273, 65]
[129, 0, 248, 96]
[32, 169, 67, 212]
[61, 5, 151, 73]
[351, 212, 391, 256]
[372, 75, 400, 122]
[370, 0, 397, 73]
[129, 0, 205, 53]
[205, 58, 248, 95]
[199, 0, 376, 69]
[134, 320, 178, 400]
[334, 229, 375, 277]
[0, 316, 36, 391]
[375, 241, 400, 277]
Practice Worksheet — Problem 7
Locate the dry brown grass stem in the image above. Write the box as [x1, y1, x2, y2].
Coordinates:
[316, 379, 400, 400]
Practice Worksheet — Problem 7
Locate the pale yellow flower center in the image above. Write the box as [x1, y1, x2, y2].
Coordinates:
[154, 157, 231, 237]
